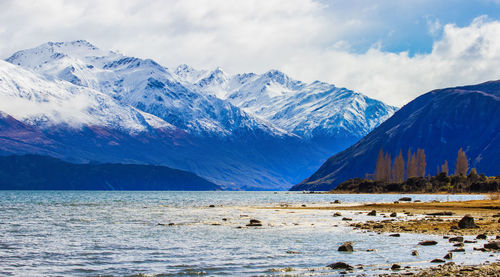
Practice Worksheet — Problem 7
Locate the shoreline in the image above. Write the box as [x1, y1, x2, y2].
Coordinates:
[265, 198, 500, 276]
[266, 199, 500, 235]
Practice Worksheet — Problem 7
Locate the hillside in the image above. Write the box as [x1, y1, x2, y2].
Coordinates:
[291, 80, 500, 191]
[0, 155, 221, 190]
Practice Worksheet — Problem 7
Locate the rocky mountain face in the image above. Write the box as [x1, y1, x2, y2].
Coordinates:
[1, 40, 396, 190]
[291, 80, 500, 191]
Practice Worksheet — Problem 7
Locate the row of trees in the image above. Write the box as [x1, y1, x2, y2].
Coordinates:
[373, 147, 470, 183]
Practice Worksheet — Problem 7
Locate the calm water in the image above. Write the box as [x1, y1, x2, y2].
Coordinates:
[0, 191, 495, 276]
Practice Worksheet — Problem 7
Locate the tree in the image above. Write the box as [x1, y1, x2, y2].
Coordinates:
[392, 150, 405, 183]
[408, 153, 417, 178]
[455, 148, 468, 176]
[441, 160, 449, 176]
[384, 152, 392, 183]
[375, 149, 385, 181]
[406, 148, 412, 179]
[416, 148, 426, 177]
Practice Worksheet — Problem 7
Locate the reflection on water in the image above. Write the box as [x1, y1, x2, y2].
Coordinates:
[0, 191, 493, 276]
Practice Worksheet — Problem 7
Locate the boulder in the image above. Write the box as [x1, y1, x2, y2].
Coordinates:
[453, 243, 464, 247]
[419, 240, 438, 246]
[391, 264, 401, 270]
[484, 241, 500, 250]
[399, 197, 412, 201]
[246, 219, 262, 227]
[458, 215, 478, 229]
[338, 242, 353, 252]
[327, 262, 353, 270]
[451, 248, 465, 252]
[476, 234, 488, 240]
[334, 200, 341, 204]
[333, 212, 342, 217]
[449, 237, 464, 243]
[431, 259, 445, 263]
[443, 252, 453, 260]
[367, 210, 377, 216]
[342, 217, 352, 221]
[390, 212, 397, 217]
[411, 250, 419, 256]
[208, 205, 215, 208]
[389, 233, 401, 237]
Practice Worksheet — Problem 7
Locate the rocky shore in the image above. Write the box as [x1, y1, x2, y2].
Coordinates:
[269, 199, 500, 276]
[381, 262, 500, 276]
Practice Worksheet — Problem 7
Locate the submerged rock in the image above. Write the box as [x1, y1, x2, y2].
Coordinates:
[399, 197, 412, 201]
[449, 236, 464, 243]
[444, 252, 453, 259]
[246, 219, 262, 227]
[391, 264, 401, 270]
[411, 250, 419, 256]
[327, 262, 353, 270]
[338, 242, 353, 252]
[431, 258, 445, 263]
[390, 212, 397, 217]
[419, 240, 438, 246]
[333, 212, 342, 217]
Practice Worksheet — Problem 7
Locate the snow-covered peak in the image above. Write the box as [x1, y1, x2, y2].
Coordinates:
[6, 40, 114, 69]
[6, 41, 292, 139]
[0, 60, 174, 133]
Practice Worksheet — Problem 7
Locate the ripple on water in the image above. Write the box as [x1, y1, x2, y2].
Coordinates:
[0, 191, 492, 276]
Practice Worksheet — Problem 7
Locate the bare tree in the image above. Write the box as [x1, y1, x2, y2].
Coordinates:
[416, 148, 426, 177]
[408, 153, 417, 178]
[374, 149, 385, 181]
[384, 152, 392, 182]
[392, 150, 405, 183]
[455, 148, 468, 176]
[441, 160, 449, 176]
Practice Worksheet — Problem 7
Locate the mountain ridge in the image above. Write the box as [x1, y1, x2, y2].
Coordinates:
[291, 80, 500, 191]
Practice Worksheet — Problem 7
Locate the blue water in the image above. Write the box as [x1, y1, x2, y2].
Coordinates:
[0, 191, 495, 276]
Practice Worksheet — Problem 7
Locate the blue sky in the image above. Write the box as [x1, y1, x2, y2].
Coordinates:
[1, 0, 500, 105]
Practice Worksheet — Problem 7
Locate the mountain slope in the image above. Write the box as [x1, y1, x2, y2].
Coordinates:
[291, 80, 500, 191]
[0, 155, 220, 190]
[6, 40, 290, 138]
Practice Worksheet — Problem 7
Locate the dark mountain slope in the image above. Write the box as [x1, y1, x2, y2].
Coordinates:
[291, 80, 500, 191]
[0, 155, 221, 190]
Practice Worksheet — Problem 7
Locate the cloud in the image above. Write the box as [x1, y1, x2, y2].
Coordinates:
[283, 15, 500, 106]
[1, 1, 500, 106]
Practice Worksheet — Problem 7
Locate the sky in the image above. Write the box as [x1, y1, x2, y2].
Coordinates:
[1, 0, 500, 106]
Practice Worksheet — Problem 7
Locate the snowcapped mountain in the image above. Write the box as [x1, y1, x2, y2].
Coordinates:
[6, 40, 290, 138]
[175, 66, 397, 141]
[0, 59, 172, 133]
[2, 40, 397, 190]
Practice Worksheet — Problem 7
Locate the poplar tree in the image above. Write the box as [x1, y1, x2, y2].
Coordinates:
[392, 150, 405, 183]
[408, 153, 417, 178]
[406, 148, 411, 179]
[416, 149, 426, 177]
[375, 149, 385, 181]
[441, 160, 449, 176]
[455, 148, 468, 176]
[384, 152, 392, 182]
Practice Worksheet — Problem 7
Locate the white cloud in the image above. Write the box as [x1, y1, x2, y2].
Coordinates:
[284, 15, 500, 106]
[1, 1, 500, 106]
